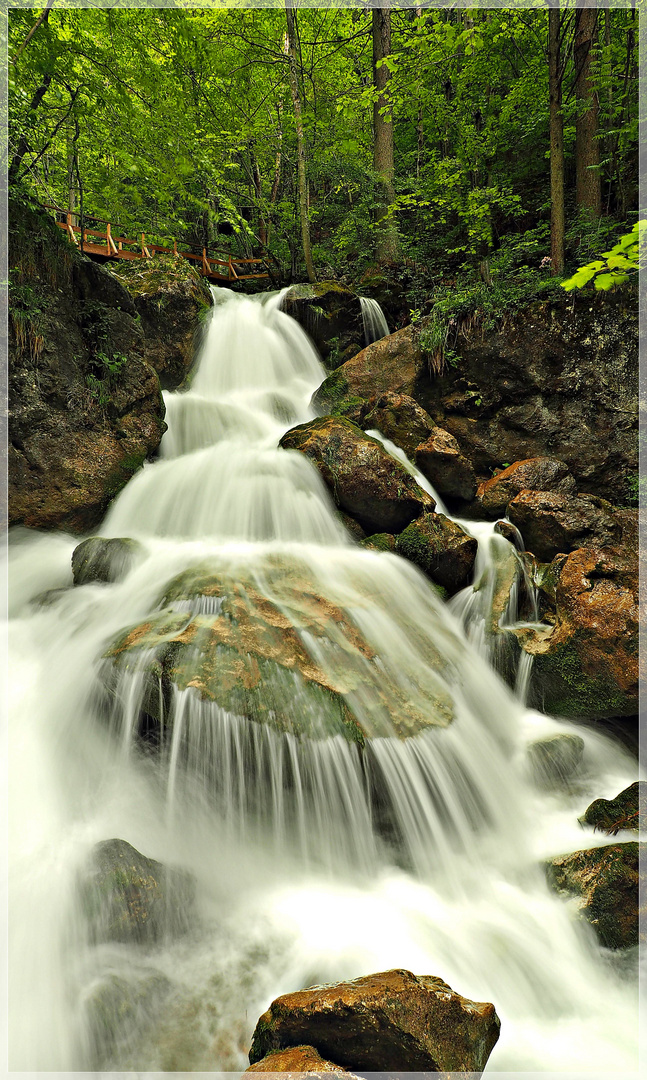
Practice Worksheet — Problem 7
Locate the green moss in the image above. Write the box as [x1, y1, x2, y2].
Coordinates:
[104, 450, 148, 497]
[361, 533, 396, 553]
[532, 638, 627, 717]
[312, 367, 351, 412]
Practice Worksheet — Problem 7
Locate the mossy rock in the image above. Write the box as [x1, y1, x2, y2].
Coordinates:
[361, 533, 396, 553]
[527, 733, 585, 790]
[72, 536, 144, 585]
[395, 513, 477, 596]
[545, 842, 642, 949]
[579, 781, 645, 835]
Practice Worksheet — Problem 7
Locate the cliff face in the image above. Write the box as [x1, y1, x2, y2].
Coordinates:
[8, 195, 167, 532]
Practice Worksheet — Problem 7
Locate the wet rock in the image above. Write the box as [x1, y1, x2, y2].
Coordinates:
[516, 544, 638, 719]
[395, 513, 477, 595]
[104, 559, 454, 743]
[415, 427, 477, 502]
[279, 416, 434, 535]
[85, 967, 173, 1068]
[360, 392, 434, 458]
[579, 781, 645, 835]
[527, 733, 585, 789]
[494, 519, 523, 548]
[361, 532, 397, 553]
[72, 536, 144, 585]
[246, 1046, 359, 1077]
[283, 283, 364, 369]
[109, 254, 213, 389]
[545, 842, 641, 949]
[476, 457, 576, 519]
[81, 839, 194, 945]
[313, 323, 424, 417]
[248, 968, 501, 1074]
[507, 491, 624, 562]
[8, 196, 166, 533]
[337, 512, 366, 542]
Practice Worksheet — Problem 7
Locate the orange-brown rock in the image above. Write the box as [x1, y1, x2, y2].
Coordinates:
[415, 427, 477, 501]
[245, 1045, 358, 1077]
[279, 416, 434, 535]
[476, 457, 576, 519]
[360, 392, 434, 458]
[517, 544, 638, 718]
[248, 969, 500, 1075]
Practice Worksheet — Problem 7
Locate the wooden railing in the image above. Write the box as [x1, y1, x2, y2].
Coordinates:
[40, 204, 270, 283]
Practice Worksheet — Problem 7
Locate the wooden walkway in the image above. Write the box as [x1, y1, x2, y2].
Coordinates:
[42, 204, 270, 283]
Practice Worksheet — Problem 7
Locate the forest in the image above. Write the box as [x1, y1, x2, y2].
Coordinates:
[9, 2, 639, 313]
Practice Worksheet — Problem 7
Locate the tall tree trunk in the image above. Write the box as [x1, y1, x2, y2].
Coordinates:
[574, 0, 601, 217]
[548, 4, 565, 274]
[285, 0, 316, 283]
[373, 0, 400, 265]
[66, 119, 76, 225]
[8, 71, 52, 183]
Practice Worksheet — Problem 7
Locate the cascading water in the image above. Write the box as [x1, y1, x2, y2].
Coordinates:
[7, 287, 640, 1075]
[360, 295, 389, 346]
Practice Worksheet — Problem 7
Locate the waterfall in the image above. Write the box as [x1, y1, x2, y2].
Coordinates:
[7, 287, 640, 1074]
[360, 295, 389, 346]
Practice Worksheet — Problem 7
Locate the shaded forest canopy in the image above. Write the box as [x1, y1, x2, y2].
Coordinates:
[9, 2, 639, 309]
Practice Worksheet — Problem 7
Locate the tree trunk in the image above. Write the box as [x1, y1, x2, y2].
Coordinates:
[574, 0, 601, 217]
[285, 0, 316, 283]
[548, 5, 565, 275]
[373, 0, 400, 265]
[66, 120, 76, 225]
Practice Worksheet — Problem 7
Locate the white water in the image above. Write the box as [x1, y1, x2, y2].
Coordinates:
[7, 288, 641, 1075]
[360, 295, 389, 346]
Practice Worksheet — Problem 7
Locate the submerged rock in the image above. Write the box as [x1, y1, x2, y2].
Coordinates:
[280, 416, 433, 535]
[85, 967, 173, 1068]
[282, 282, 364, 369]
[72, 536, 144, 585]
[527, 733, 585, 789]
[476, 457, 576, 519]
[506, 491, 624, 563]
[246, 1045, 359, 1077]
[415, 427, 477, 502]
[104, 559, 455, 745]
[80, 839, 194, 945]
[579, 781, 645, 835]
[545, 842, 641, 949]
[517, 544, 638, 719]
[248, 968, 501, 1074]
[395, 513, 477, 595]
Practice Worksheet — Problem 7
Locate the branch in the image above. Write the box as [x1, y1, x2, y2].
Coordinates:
[11, 0, 55, 66]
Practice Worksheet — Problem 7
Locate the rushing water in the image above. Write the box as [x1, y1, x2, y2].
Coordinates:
[7, 288, 641, 1075]
[360, 295, 390, 346]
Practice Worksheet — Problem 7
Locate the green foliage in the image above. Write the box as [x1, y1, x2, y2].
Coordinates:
[562, 220, 645, 292]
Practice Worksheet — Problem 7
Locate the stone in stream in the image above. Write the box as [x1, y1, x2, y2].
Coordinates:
[80, 838, 195, 946]
[246, 1045, 360, 1078]
[103, 558, 455, 746]
[395, 513, 477, 595]
[527, 733, 585, 789]
[414, 427, 478, 502]
[514, 543, 638, 720]
[72, 536, 144, 585]
[360, 391, 435, 458]
[248, 968, 501, 1075]
[282, 282, 364, 369]
[579, 781, 645, 835]
[279, 416, 434, 535]
[85, 967, 173, 1068]
[475, 457, 576, 520]
[506, 490, 625, 563]
[545, 842, 642, 949]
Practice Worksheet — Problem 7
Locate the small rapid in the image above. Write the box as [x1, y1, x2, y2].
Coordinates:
[7, 288, 640, 1074]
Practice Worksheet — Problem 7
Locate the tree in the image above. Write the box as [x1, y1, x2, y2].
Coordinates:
[372, 0, 399, 265]
[285, 1, 316, 283]
[574, 0, 601, 217]
[548, 2, 566, 274]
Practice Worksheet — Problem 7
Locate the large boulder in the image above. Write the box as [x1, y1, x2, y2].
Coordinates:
[248, 969, 500, 1075]
[104, 560, 455, 745]
[80, 839, 194, 945]
[516, 544, 638, 719]
[8, 196, 166, 532]
[507, 491, 626, 562]
[279, 417, 434, 535]
[579, 781, 645, 835]
[517, 549, 637, 718]
[395, 513, 477, 595]
[109, 253, 213, 389]
[360, 392, 434, 458]
[545, 842, 641, 949]
[313, 323, 425, 417]
[282, 283, 364, 369]
[72, 536, 144, 585]
[476, 457, 576, 519]
[415, 427, 477, 502]
[246, 1046, 358, 1077]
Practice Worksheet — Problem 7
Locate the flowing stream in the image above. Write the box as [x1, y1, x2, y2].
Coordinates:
[7, 288, 640, 1075]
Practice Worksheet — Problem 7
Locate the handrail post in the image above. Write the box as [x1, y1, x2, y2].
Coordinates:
[141, 233, 146, 259]
[202, 247, 209, 276]
[173, 240, 178, 256]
